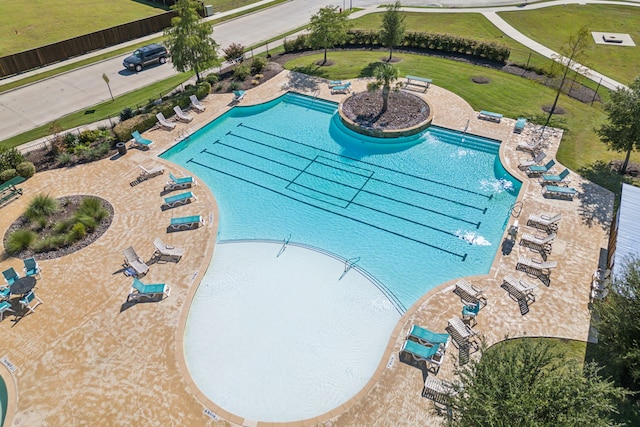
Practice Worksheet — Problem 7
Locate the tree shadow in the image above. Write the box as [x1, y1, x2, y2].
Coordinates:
[289, 64, 328, 79]
[578, 160, 633, 196]
[284, 70, 323, 93]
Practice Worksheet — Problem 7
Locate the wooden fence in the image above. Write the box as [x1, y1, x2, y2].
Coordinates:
[0, 11, 178, 78]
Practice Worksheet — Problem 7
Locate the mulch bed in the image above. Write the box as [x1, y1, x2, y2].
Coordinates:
[341, 91, 430, 130]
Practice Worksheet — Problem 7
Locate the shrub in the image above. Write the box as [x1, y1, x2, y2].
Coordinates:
[16, 161, 36, 178]
[0, 169, 17, 183]
[75, 214, 98, 232]
[283, 35, 309, 52]
[63, 132, 78, 148]
[228, 81, 242, 91]
[233, 63, 251, 81]
[113, 113, 156, 142]
[195, 82, 211, 99]
[0, 147, 25, 171]
[251, 57, 267, 74]
[5, 229, 37, 255]
[33, 235, 67, 252]
[26, 194, 58, 218]
[215, 83, 224, 92]
[78, 129, 101, 144]
[56, 152, 74, 166]
[205, 73, 219, 85]
[78, 197, 107, 221]
[70, 222, 87, 240]
[53, 219, 75, 234]
[223, 43, 245, 63]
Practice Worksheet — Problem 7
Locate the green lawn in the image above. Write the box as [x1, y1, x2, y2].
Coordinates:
[499, 4, 640, 86]
[0, 0, 263, 56]
[285, 51, 638, 192]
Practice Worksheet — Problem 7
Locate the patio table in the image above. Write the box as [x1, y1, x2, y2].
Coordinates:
[10, 276, 36, 295]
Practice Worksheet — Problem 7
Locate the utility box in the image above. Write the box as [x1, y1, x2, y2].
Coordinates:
[204, 5, 213, 16]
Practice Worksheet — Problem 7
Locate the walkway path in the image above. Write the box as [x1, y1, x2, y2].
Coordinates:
[1, 0, 639, 143]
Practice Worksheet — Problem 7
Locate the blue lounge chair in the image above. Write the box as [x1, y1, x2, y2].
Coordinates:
[233, 90, 246, 102]
[163, 191, 197, 209]
[20, 291, 42, 314]
[328, 80, 343, 88]
[131, 131, 153, 148]
[543, 185, 577, 199]
[478, 110, 503, 123]
[406, 325, 450, 347]
[2, 267, 20, 286]
[0, 301, 13, 321]
[331, 82, 351, 94]
[514, 117, 527, 133]
[526, 159, 555, 176]
[400, 340, 445, 372]
[540, 168, 570, 186]
[23, 257, 41, 279]
[165, 173, 196, 192]
[169, 215, 205, 231]
[0, 286, 10, 301]
[127, 277, 170, 302]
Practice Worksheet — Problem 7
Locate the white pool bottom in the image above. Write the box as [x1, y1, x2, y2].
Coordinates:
[183, 241, 401, 423]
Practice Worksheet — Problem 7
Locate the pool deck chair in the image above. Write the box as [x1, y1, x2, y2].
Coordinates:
[189, 95, 206, 113]
[233, 90, 246, 102]
[20, 291, 42, 314]
[138, 163, 165, 179]
[422, 376, 457, 406]
[501, 275, 538, 304]
[526, 213, 561, 233]
[446, 317, 478, 349]
[407, 325, 450, 349]
[127, 277, 170, 302]
[540, 168, 570, 186]
[462, 303, 481, 327]
[518, 151, 546, 170]
[520, 232, 556, 254]
[331, 82, 351, 94]
[526, 159, 555, 177]
[516, 138, 543, 154]
[514, 117, 527, 133]
[131, 130, 153, 149]
[173, 105, 193, 123]
[153, 238, 184, 262]
[122, 247, 149, 276]
[453, 279, 487, 307]
[400, 340, 445, 373]
[327, 80, 343, 88]
[2, 267, 20, 286]
[23, 257, 42, 279]
[162, 191, 196, 209]
[516, 256, 557, 285]
[169, 215, 205, 232]
[478, 110, 502, 123]
[156, 112, 176, 130]
[164, 173, 196, 192]
[0, 286, 10, 302]
[0, 301, 14, 321]
[543, 185, 577, 200]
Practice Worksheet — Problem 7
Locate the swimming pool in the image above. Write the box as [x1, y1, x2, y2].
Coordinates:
[162, 92, 520, 422]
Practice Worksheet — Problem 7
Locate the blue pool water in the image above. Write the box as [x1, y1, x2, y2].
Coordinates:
[162, 92, 520, 312]
[163, 92, 520, 422]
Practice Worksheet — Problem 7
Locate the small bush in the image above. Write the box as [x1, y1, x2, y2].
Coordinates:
[78, 197, 107, 222]
[233, 63, 251, 81]
[75, 214, 98, 232]
[56, 152, 74, 166]
[0, 147, 25, 171]
[70, 222, 87, 240]
[33, 235, 67, 252]
[64, 132, 78, 148]
[215, 83, 224, 92]
[5, 229, 37, 255]
[223, 43, 245, 63]
[251, 57, 267, 74]
[53, 219, 75, 234]
[195, 82, 211, 99]
[78, 129, 101, 144]
[113, 114, 156, 142]
[26, 194, 58, 218]
[205, 73, 219, 85]
[0, 169, 17, 183]
[16, 161, 36, 178]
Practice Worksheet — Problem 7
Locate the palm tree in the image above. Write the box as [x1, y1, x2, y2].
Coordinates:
[367, 63, 401, 113]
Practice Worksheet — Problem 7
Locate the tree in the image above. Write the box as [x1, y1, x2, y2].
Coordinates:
[380, 1, 405, 62]
[596, 77, 640, 174]
[442, 339, 626, 427]
[164, 0, 220, 82]
[593, 257, 640, 388]
[367, 63, 401, 114]
[307, 6, 351, 65]
[544, 25, 590, 128]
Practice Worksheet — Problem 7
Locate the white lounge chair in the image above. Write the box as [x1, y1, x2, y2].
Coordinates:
[518, 151, 546, 170]
[153, 238, 184, 262]
[516, 256, 557, 278]
[520, 232, 556, 254]
[446, 317, 477, 348]
[422, 376, 457, 405]
[190, 95, 206, 112]
[516, 138, 543, 154]
[138, 163, 165, 179]
[526, 213, 561, 233]
[173, 105, 193, 123]
[502, 275, 538, 303]
[156, 112, 176, 130]
[123, 247, 149, 276]
[453, 279, 487, 307]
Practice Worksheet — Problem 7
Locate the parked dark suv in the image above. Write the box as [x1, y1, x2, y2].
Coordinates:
[123, 44, 168, 72]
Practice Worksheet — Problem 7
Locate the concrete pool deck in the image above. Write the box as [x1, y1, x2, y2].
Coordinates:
[0, 70, 614, 426]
